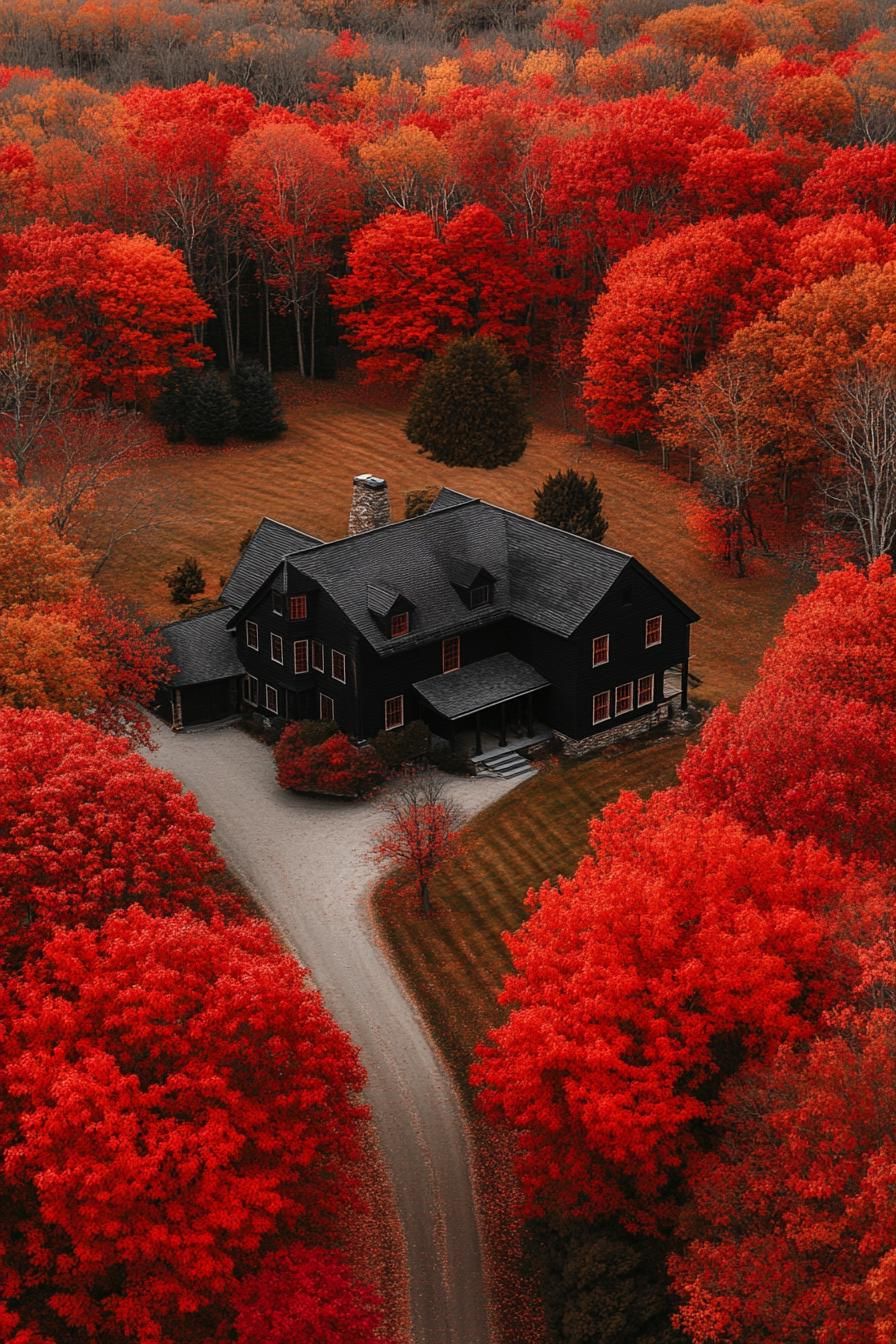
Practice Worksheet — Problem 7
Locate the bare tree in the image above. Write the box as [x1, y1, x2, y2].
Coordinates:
[372, 767, 466, 916]
[820, 361, 896, 563]
[0, 319, 76, 485]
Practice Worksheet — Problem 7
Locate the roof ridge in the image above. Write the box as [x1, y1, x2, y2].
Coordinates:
[498, 503, 633, 561]
[282, 496, 484, 561]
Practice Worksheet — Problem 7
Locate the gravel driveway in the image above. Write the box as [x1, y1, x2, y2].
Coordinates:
[147, 721, 517, 1344]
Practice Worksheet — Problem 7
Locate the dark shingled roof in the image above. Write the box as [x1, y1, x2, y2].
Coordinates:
[281, 493, 635, 651]
[414, 653, 549, 719]
[159, 607, 244, 687]
[367, 582, 403, 617]
[221, 517, 321, 609]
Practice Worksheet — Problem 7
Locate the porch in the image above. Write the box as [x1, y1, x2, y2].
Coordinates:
[413, 653, 551, 757]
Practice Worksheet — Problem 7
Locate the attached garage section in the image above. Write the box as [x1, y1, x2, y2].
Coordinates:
[155, 607, 244, 729]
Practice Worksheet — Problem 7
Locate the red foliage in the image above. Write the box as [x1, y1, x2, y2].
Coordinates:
[233, 1245, 392, 1343]
[0, 222, 211, 401]
[671, 983, 896, 1342]
[472, 793, 884, 1229]
[801, 143, 896, 224]
[0, 707, 238, 968]
[678, 558, 896, 865]
[1, 907, 367, 1342]
[274, 721, 387, 797]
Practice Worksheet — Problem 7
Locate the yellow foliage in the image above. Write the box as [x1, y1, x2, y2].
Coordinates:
[422, 57, 463, 105]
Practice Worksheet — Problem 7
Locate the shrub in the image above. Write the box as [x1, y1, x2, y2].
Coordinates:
[534, 469, 608, 543]
[231, 358, 287, 440]
[177, 597, 223, 620]
[405, 486, 439, 519]
[405, 335, 531, 468]
[188, 368, 238, 445]
[153, 366, 201, 443]
[371, 719, 431, 770]
[165, 556, 205, 604]
[274, 721, 386, 798]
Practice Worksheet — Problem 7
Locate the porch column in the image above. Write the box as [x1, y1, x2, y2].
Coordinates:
[680, 656, 689, 711]
[526, 692, 534, 737]
[499, 702, 507, 747]
[474, 712, 482, 756]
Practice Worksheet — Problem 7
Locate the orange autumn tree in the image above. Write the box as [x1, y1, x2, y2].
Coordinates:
[0, 487, 169, 741]
[372, 769, 466, 914]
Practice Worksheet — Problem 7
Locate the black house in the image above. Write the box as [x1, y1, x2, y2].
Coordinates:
[158, 478, 699, 752]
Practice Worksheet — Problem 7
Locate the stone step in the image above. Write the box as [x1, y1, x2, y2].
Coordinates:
[483, 751, 537, 781]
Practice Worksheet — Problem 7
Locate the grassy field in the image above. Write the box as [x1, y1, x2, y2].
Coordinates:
[104, 372, 796, 707]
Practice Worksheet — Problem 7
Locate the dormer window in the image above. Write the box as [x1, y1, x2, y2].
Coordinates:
[289, 594, 308, 621]
[470, 584, 492, 609]
[446, 559, 496, 609]
[391, 611, 410, 638]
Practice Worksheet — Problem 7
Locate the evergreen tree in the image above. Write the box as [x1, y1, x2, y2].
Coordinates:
[187, 368, 238, 445]
[165, 556, 206, 604]
[231, 358, 286, 440]
[405, 336, 531, 468]
[153, 367, 201, 444]
[534, 468, 609, 543]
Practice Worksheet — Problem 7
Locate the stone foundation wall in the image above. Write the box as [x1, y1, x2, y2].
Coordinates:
[557, 702, 672, 758]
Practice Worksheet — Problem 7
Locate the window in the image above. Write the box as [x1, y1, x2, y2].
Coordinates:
[270, 632, 284, 664]
[293, 640, 309, 674]
[331, 650, 347, 683]
[470, 584, 491, 608]
[319, 693, 335, 721]
[265, 684, 279, 714]
[289, 594, 308, 621]
[311, 640, 325, 672]
[615, 682, 633, 715]
[390, 611, 410, 639]
[243, 674, 258, 705]
[384, 695, 404, 730]
[645, 615, 663, 648]
[592, 690, 611, 724]
[272, 591, 283, 615]
[245, 620, 259, 651]
[638, 673, 655, 707]
[592, 634, 610, 666]
[442, 636, 461, 673]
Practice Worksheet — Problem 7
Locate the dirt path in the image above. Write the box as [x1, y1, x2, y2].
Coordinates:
[147, 721, 517, 1344]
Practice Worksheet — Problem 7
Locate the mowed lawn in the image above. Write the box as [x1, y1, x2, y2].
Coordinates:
[104, 373, 797, 708]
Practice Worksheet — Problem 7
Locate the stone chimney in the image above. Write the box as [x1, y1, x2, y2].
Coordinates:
[349, 474, 390, 535]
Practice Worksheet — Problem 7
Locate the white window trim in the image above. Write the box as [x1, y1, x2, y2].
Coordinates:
[293, 640, 309, 675]
[638, 673, 655, 707]
[331, 649, 347, 684]
[272, 591, 283, 615]
[615, 682, 634, 715]
[593, 690, 611, 724]
[645, 615, 663, 648]
[265, 684, 279, 714]
[245, 620, 259, 651]
[319, 692, 335, 720]
[243, 674, 258, 706]
[470, 584, 490, 608]
[311, 640, 325, 672]
[270, 632, 284, 665]
[384, 694, 404, 731]
[442, 636, 461, 674]
[592, 634, 610, 667]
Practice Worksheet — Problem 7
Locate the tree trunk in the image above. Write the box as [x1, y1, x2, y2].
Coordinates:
[419, 878, 431, 916]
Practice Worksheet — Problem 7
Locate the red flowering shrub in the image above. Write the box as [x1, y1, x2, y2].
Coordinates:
[233, 1245, 392, 1343]
[274, 721, 387, 798]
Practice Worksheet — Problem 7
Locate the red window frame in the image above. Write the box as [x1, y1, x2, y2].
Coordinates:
[638, 673, 654, 707]
[592, 634, 610, 666]
[615, 682, 633, 714]
[442, 636, 461, 673]
[270, 632, 284, 664]
[592, 690, 611, 724]
[264, 684, 279, 714]
[391, 611, 409, 638]
[645, 615, 663, 648]
[289, 594, 308, 621]
[331, 650, 347, 683]
[384, 695, 404, 730]
[319, 693, 335, 721]
[245, 620, 259, 651]
[311, 640, 325, 672]
[293, 640, 309, 674]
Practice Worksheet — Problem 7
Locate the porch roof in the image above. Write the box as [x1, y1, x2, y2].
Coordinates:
[413, 653, 549, 721]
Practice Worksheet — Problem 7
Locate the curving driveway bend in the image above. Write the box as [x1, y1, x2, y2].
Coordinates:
[147, 721, 517, 1344]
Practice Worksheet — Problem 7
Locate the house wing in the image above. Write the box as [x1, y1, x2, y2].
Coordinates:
[221, 517, 322, 610]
